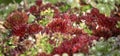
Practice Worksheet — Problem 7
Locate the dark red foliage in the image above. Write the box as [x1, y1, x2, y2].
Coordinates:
[12, 23, 43, 36]
[29, 5, 38, 15]
[28, 23, 43, 34]
[47, 13, 84, 35]
[68, 28, 83, 35]
[12, 24, 28, 37]
[47, 18, 72, 33]
[111, 28, 120, 36]
[36, 0, 42, 6]
[4, 11, 28, 29]
[42, 27, 52, 34]
[52, 47, 64, 55]
[97, 15, 117, 29]
[37, 52, 51, 56]
[53, 13, 61, 18]
[54, 13, 79, 22]
[79, 8, 120, 39]
[70, 14, 78, 22]
[48, 39, 56, 45]
[51, 35, 98, 55]
[61, 13, 70, 19]
[70, 35, 98, 53]
[93, 27, 112, 39]
[91, 8, 100, 15]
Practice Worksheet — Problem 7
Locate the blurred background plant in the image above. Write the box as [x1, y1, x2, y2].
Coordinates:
[89, 37, 120, 56]
[85, 0, 120, 16]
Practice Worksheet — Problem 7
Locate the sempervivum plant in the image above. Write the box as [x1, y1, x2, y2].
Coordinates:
[4, 10, 28, 29]
[51, 34, 98, 56]
[3, 10, 29, 37]
[3, 10, 44, 37]
[89, 37, 120, 56]
[29, 0, 59, 19]
[12, 24, 28, 37]
[79, 8, 120, 39]
[28, 23, 43, 34]
[11, 23, 43, 37]
[1, 0, 120, 56]
[46, 18, 72, 33]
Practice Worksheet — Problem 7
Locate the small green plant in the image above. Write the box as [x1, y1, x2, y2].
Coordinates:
[89, 37, 120, 56]
[40, 8, 54, 17]
[38, 18, 50, 26]
[79, 22, 92, 35]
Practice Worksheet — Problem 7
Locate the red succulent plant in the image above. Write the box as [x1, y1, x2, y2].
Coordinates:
[29, 5, 39, 16]
[12, 24, 28, 36]
[47, 18, 72, 33]
[36, 0, 42, 6]
[28, 23, 43, 34]
[4, 11, 28, 29]
[79, 8, 120, 39]
[51, 34, 98, 55]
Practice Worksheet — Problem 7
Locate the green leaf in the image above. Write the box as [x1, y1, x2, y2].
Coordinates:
[28, 14, 35, 23]
[59, 4, 71, 12]
[38, 37, 54, 54]
[79, 23, 92, 35]
[81, 5, 92, 12]
[89, 37, 119, 56]
[44, 0, 58, 4]
[68, 0, 80, 8]
[40, 8, 54, 17]
[96, 4, 111, 16]
[90, 0, 117, 16]
[2, 30, 10, 39]
[38, 18, 50, 26]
